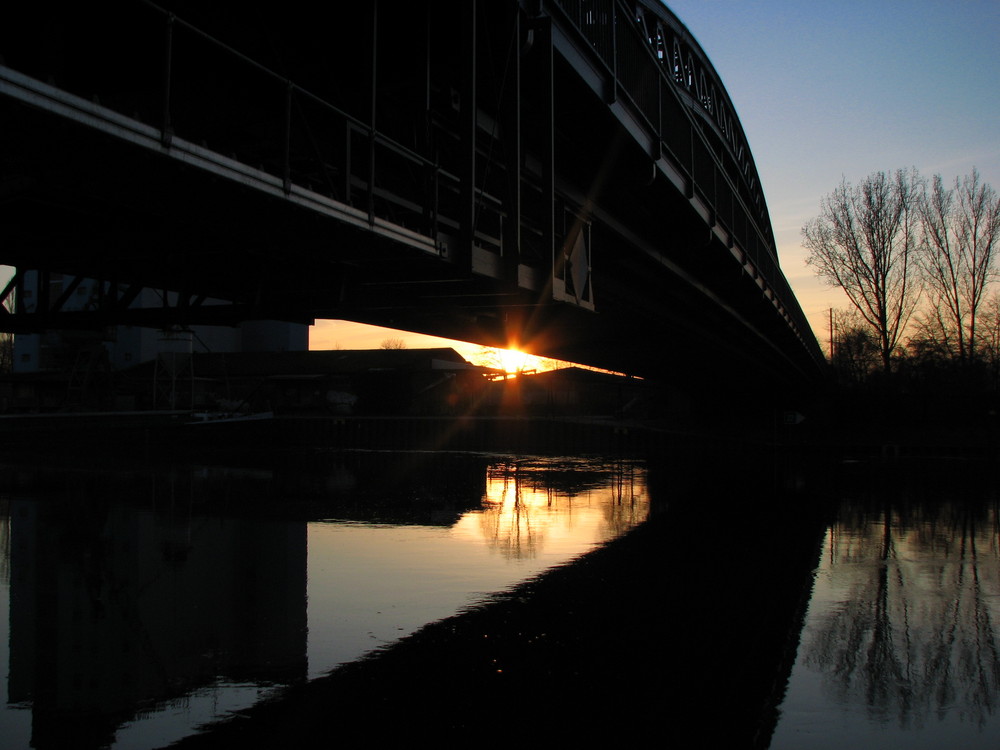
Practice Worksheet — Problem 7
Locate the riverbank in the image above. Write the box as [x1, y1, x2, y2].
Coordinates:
[1, 394, 996, 462]
[0, 411, 676, 459]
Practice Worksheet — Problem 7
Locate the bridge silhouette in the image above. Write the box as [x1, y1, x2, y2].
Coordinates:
[0, 0, 823, 391]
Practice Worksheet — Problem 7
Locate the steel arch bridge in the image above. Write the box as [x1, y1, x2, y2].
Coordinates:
[0, 0, 824, 392]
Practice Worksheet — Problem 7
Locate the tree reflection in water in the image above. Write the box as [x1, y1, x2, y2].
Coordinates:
[802, 481, 1000, 731]
[475, 459, 648, 561]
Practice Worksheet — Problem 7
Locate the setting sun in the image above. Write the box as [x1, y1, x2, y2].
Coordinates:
[498, 348, 530, 373]
[466, 344, 562, 375]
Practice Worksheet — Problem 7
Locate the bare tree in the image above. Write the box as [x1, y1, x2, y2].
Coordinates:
[918, 168, 1000, 365]
[379, 337, 407, 350]
[804, 169, 922, 373]
[830, 307, 880, 382]
[980, 292, 1000, 382]
[907, 305, 960, 364]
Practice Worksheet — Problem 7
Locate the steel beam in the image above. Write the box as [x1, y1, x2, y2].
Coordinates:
[501, 6, 523, 284]
[457, 0, 477, 272]
[531, 16, 556, 296]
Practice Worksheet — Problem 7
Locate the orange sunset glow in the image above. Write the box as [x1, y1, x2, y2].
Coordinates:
[309, 319, 564, 374]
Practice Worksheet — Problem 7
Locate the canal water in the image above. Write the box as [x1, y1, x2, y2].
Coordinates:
[1, 450, 998, 748]
[0, 451, 649, 749]
[769, 459, 1000, 749]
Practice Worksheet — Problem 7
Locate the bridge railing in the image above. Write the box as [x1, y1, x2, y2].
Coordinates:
[549, 0, 821, 361]
[0, 2, 510, 260]
[553, 0, 769, 249]
[163, 9, 510, 254]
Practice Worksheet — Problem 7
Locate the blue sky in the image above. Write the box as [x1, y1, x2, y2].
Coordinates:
[314, 1, 1000, 356]
[665, 0, 1000, 344]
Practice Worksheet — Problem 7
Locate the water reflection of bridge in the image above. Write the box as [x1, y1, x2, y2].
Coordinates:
[6, 480, 307, 749]
[0, 452, 654, 747]
[0, 0, 823, 396]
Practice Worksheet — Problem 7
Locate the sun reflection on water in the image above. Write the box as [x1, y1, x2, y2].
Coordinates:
[452, 460, 650, 561]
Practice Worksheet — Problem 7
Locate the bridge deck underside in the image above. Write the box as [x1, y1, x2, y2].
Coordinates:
[0, 0, 823, 393]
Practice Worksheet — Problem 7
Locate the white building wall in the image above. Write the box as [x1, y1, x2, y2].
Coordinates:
[12, 272, 308, 373]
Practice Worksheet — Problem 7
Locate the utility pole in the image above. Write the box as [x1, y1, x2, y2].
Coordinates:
[828, 308, 835, 361]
